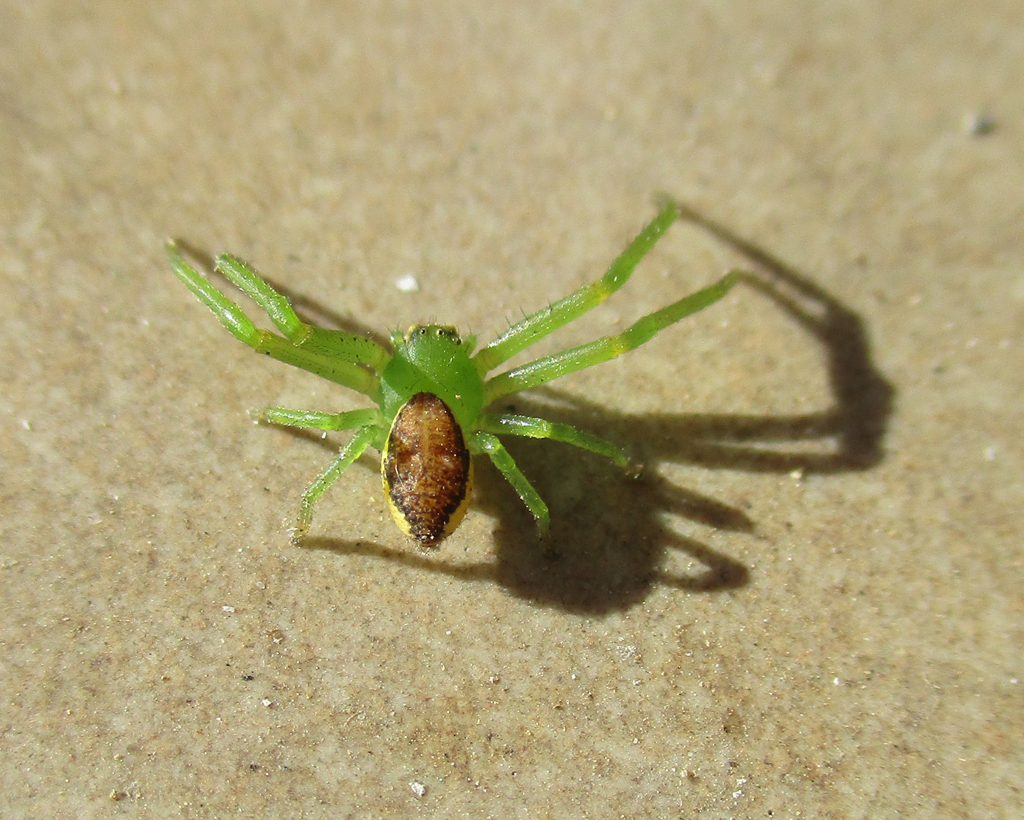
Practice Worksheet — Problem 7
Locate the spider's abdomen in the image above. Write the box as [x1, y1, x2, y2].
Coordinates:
[382, 392, 473, 545]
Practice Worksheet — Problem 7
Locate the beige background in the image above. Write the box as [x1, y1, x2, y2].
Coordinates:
[1, 2, 1022, 818]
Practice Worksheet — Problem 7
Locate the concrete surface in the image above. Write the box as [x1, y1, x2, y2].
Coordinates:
[1, 2, 1021, 817]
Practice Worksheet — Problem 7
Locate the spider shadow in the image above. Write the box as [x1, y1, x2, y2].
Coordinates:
[469, 202, 894, 613]
[217, 203, 894, 614]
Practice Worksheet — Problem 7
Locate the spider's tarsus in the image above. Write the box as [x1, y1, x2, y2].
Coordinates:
[650, 192, 681, 214]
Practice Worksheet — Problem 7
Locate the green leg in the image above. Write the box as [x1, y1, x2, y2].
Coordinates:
[472, 201, 682, 374]
[256, 407, 386, 431]
[469, 431, 550, 535]
[477, 413, 629, 467]
[483, 269, 740, 404]
[166, 242, 384, 395]
[293, 424, 385, 541]
[216, 254, 390, 369]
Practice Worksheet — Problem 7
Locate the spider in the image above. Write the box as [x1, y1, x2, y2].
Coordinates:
[167, 201, 740, 545]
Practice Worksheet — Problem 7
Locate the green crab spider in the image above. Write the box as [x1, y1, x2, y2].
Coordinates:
[167, 201, 741, 545]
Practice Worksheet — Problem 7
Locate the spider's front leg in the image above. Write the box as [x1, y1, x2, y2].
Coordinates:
[483, 269, 740, 403]
[215, 254, 389, 370]
[472, 201, 682, 374]
[166, 242, 386, 395]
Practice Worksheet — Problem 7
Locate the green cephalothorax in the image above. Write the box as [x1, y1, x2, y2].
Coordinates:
[167, 200, 742, 545]
[378, 325, 485, 430]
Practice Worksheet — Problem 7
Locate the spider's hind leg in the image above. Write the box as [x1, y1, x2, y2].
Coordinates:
[469, 431, 550, 536]
[292, 424, 385, 542]
[256, 407, 386, 432]
[477, 413, 630, 468]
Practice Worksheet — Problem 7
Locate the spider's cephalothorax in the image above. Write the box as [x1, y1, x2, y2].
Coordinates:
[167, 201, 741, 544]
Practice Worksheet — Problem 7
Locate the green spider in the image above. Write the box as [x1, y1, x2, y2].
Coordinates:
[167, 202, 740, 545]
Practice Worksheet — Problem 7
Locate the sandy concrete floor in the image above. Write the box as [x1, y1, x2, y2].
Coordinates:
[1, 2, 1021, 817]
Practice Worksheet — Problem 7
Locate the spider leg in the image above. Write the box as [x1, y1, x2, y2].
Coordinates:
[473, 201, 682, 375]
[256, 407, 386, 431]
[483, 269, 740, 404]
[469, 431, 550, 534]
[216, 254, 390, 369]
[293, 424, 386, 541]
[477, 413, 629, 468]
[166, 242, 383, 396]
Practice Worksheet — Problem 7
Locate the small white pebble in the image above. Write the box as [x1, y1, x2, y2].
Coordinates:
[395, 275, 420, 293]
[222, 606, 235, 613]
[410, 781, 427, 797]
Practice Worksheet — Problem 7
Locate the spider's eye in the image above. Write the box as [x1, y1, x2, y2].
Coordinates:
[404, 324, 461, 344]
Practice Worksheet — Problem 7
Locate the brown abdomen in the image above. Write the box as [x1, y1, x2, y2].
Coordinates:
[382, 392, 473, 544]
